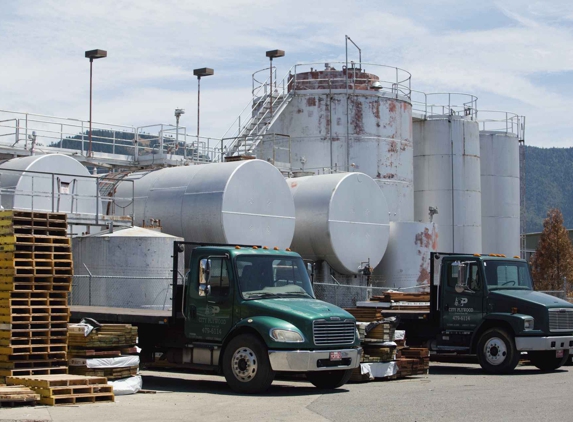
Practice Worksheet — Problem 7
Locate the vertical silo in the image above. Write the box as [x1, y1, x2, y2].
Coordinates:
[258, 63, 414, 223]
[479, 112, 522, 256]
[413, 94, 482, 253]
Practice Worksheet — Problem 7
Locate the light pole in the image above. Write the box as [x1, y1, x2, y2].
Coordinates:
[193, 68, 214, 142]
[175, 108, 185, 157]
[265, 50, 285, 118]
[85, 49, 107, 158]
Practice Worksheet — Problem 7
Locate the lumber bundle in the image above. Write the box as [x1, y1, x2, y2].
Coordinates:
[0, 384, 40, 407]
[6, 374, 114, 406]
[0, 210, 72, 383]
[369, 292, 431, 311]
[68, 324, 139, 381]
[344, 308, 383, 322]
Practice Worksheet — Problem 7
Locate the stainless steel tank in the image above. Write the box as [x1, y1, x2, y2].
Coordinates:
[0, 154, 98, 215]
[287, 172, 390, 275]
[374, 222, 438, 290]
[72, 226, 184, 309]
[114, 159, 295, 248]
[257, 63, 414, 222]
[413, 114, 482, 253]
[480, 130, 520, 256]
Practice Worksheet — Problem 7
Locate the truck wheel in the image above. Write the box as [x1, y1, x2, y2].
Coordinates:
[528, 350, 570, 371]
[476, 328, 519, 374]
[222, 334, 275, 394]
[306, 369, 353, 389]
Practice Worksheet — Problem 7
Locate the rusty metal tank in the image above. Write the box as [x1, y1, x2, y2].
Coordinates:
[287, 172, 390, 275]
[374, 222, 438, 290]
[258, 63, 414, 222]
[413, 98, 482, 254]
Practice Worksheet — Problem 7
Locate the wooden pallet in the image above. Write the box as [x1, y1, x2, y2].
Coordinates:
[6, 374, 113, 406]
[0, 384, 40, 407]
[69, 365, 138, 380]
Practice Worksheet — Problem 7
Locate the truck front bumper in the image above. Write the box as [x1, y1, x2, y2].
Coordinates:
[515, 335, 573, 351]
[268, 347, 362, 372]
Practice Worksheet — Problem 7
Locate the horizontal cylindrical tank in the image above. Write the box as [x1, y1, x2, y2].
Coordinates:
[413, 116, 482, 253]
[0, 154, 98, 215]
[72, 226, 184, 309]
[114, 159, 295, 248]
[480, 131, 520, 256]
[287, 172, 390, 274]
[374, 222, 438, 290]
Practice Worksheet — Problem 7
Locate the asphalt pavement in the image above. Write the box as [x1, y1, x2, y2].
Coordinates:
[1, 363, 571, 422]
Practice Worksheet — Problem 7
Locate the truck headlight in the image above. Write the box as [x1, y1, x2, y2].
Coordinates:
[270, 329, 304, 343]
[524, 318, 534, 331]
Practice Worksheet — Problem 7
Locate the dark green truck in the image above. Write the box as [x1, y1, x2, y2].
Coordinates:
[389, 253, 573, 374]
[72, 242, 362, 393]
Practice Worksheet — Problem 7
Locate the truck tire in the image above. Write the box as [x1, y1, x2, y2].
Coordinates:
[528, 350, 570, 371]
[476, 328, 519, 374]
[222, 334, 275, 394]
[306, 369, 353, 389]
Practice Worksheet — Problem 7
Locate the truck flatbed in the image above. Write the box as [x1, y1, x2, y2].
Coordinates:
[71, 306, 172, 325]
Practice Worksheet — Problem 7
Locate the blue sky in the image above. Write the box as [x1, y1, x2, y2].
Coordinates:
[1, 0, 573, 147]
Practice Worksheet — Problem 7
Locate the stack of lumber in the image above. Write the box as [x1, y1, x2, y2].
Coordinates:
[0, 210, 72, 383]
[396, 347, 430, 377]
[68, 324, 139, 380]
[6, 374, 113, 406]
[344, 307, 383, 322]
[369, 292, 430, 311]
[0, 384, 40, 407]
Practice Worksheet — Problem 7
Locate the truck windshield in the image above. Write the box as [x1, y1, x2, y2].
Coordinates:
[483, 260, 533, 290]
[236, 255, 315, 300]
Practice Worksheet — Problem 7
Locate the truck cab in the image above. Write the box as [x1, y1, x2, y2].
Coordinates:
[429, 253, 573, 374]
[169, 243, 361, 393]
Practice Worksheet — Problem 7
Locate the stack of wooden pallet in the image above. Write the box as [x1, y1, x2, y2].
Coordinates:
[6, 374, 114, 406]
[68, 324, 139, 380]
[369, 292, 431, 311]
[344, 307, 383, 322]
[396, 348, 430, 377]
[0, 384, 40, 407]
[0, 210, 72, 383]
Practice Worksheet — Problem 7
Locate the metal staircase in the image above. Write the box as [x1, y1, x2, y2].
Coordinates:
[226, 91, 292, 157]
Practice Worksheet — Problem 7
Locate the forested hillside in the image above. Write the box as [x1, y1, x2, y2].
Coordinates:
[525, 146, 573, 233]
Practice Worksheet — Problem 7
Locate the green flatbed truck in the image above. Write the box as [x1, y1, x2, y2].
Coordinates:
[72, 242, 362, 393]
[378, 252, 573, 374]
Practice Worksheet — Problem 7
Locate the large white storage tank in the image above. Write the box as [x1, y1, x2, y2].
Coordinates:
[413, 99, 482, 253]
[287, 172, 390, 275]
[114, 159, 295, 248]
[375, 222, 438, 290]
[256, 63, 414, 223]
[72, 226, 184, 309]
[479, 112, 522, 256]
[0, 154, 98, 216]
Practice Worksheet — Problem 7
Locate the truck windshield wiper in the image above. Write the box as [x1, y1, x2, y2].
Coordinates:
[274, 292, 313, 298]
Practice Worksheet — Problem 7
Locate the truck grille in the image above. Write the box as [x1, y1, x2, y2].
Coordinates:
[549, 308, 573, 332]
[313, 319, 355, 345]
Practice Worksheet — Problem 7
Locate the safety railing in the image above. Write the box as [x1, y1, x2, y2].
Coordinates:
[71, 273, 173, 310]
[411, 91, 478, 120]
[0, 166, 134, 229]
[477, 110, 525, 140]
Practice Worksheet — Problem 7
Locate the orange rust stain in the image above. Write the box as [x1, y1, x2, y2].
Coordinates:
[370, 100, 381, 119]
[351, 101, 364, 135]
[306, 97, 317, 107]
[388, 140, 398, 153]
[388, 101, 397, 113]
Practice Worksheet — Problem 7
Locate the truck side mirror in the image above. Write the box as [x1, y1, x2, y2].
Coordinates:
[199, 258, 211, 296]
[455, 263, 468, 293]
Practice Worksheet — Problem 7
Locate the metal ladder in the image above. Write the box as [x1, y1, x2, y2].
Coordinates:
[226, 91, 293, 157]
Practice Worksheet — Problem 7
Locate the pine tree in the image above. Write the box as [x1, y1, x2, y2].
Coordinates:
[530, 208, 573, 292]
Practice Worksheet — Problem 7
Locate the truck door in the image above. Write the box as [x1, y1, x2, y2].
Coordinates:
[185, 254, 234, 342]
[441, 260, 485, 335]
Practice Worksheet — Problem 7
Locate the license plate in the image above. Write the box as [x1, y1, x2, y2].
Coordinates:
[330, 351, 342, 361]
[556, 349, 564, 358]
